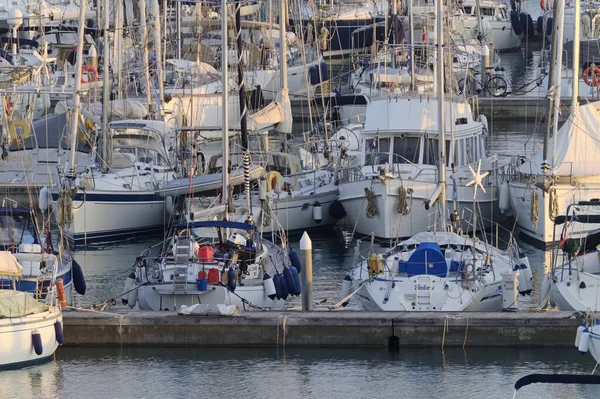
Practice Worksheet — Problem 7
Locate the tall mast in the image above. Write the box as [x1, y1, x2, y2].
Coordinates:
[152, 0, 165, 108]
[550, 0, 565, 170]
[221, 0, 229, 207]
[436, 0, 446, 230]
[542, 0, 562, 172]
[101, 0, 110, 170]
[139, 0, 153, 116]
[235, 3, 251, 213]
[68, 0, 87, 176]
[571, 0, 580, 115]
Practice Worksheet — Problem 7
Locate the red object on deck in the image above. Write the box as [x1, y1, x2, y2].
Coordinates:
[207, 268, 220, 284]
[198, 270, 207, 280]
[198, 246, 214, 262]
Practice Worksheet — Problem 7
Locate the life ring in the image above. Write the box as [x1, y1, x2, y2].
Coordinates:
[266, 171, 282, 192]
[8, 120, 30, 140]
[583, 64, 600, 87]
[81, 65, 99, 83]
[539, 0, 544, 10]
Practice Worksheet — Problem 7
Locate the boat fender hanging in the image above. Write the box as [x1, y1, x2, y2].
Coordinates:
[54, 321, 65, 345]
[279, 273, 289, 300]
[72, 259, 86, 295]
[510, 11, 523, 35]
[122, 272, 136, 305]
[575, 324, 587, 347]
[539, 274, 551, 306]
[536, 16, 543, 34]
[39, 186, 49, 212]
[227, 267, 236, 292]
[127, 278, 138, 309]
[290, 266, 302, 296]
[341, 274, 352, 307]
[583, 64, 600, 87]
[545, 17, 553, 36]
[578, 328, 591, 353]
[499, 181, 510, 214]
[273, 274, 283, 300]
[519, 12, 534, 37]
[263, 273, 277, 300]
[312, 201, 323, 224]
[283, 267, 297, 296]
[289, 249, 302, 273]
[329, 199, 347, 220]
[32, 330, 43, 355]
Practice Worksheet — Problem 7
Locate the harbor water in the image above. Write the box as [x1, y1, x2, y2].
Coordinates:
[2, 347, 599, 398]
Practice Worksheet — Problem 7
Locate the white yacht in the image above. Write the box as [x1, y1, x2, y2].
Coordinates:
[336, 95, 499, 240]
[451, 0, 523, 51]
[51, 120, 175, 242]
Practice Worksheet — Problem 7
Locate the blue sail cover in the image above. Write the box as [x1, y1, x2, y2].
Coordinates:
[406, 242, 447, 277]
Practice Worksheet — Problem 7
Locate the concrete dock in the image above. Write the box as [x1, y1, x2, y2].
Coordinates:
[63, 311, 582, 348]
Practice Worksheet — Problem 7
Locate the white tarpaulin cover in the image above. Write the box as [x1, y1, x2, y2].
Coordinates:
[520, 102, 600, 176]
[178, 304, 241, 316]
[0, 252, 23, 277]
[0, 290, 48, 318]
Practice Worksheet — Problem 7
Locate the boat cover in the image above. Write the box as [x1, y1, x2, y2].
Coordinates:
[519, 102, 600, 176]
[0, 252, 23, 277]
[0, 290, 48, 318]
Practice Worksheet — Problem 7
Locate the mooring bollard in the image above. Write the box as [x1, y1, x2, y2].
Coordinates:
[300, 231, 313, 311]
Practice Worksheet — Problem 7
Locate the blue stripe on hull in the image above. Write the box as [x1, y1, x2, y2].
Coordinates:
[0, 269, 72, 294]
[0, 354, 55, 370]
[70, 225, 163, 243]
[52, 192, 164, 203]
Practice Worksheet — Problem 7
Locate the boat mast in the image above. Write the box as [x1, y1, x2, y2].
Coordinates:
[101, 0, 110, 171]
[550, 0, 565, 170]
[235, 3, 252, 214]
[542, 0, 562, 173]
[407, 0, 415, 90]
[221, 0, 229, 208]
[68, 0, 87, 176]
[139, 0, 153, 116]
[436, 0, 447, 230]
[152, 0, 165, 109]
[571, 0, 580, 115]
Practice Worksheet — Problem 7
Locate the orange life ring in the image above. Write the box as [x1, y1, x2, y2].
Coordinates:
[583, 65, 600, 87]
[56, 278, 67, 307]
[81, 65, 99, 83]
[540, 0, 544, 10]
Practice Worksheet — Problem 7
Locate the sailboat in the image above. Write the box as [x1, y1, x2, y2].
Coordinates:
[341, 0, 529, 311]
[126, 0, 300, 312]
[504, 0, 600, 245]
[0, 238, 65, 368]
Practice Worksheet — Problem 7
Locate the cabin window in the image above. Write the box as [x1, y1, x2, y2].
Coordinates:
[392, 136, 419, 164]
[365, 138, 390, 165]
[481, 7, 495, 16]
[463, 6, 472, 14]
[423, 137, 438, 166]
[465, 137, 474, 163]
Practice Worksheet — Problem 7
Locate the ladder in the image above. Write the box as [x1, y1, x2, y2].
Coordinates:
[416, 277, 432, 310]
[172, 236, 191, 293]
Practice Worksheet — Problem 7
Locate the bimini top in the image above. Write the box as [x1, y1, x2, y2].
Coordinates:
[173, 220, 257, 232]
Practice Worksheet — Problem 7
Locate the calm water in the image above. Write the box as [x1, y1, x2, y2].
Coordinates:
[2, 347, 599, 399]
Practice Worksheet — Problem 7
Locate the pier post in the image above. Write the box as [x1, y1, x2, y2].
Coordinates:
[300, 231, 313, 311]
[481, 44, 490, 97]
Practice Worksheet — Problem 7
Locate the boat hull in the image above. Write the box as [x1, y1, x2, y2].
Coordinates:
[0, 309, 62, 368]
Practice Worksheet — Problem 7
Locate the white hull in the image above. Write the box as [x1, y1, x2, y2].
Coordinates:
[54, 191, 166, 241]
[508, 181, 600, 244]
[354, 277, 503, 311]
[339, 178, 498, 239]
[260, 188, 339, 232]
[456, 20, 523, 51]
[0, 308, 62, 368]
[549, 251, 600, 311]
[137, 283, 284, 311]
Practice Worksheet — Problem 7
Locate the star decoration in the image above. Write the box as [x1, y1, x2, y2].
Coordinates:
[466, 160, 489, 201]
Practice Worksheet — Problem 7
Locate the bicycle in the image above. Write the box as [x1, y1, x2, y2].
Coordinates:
[457, 67, 508, 97]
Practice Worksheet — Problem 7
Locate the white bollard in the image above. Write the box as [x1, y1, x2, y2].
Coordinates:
[300, 231, 313, 311]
